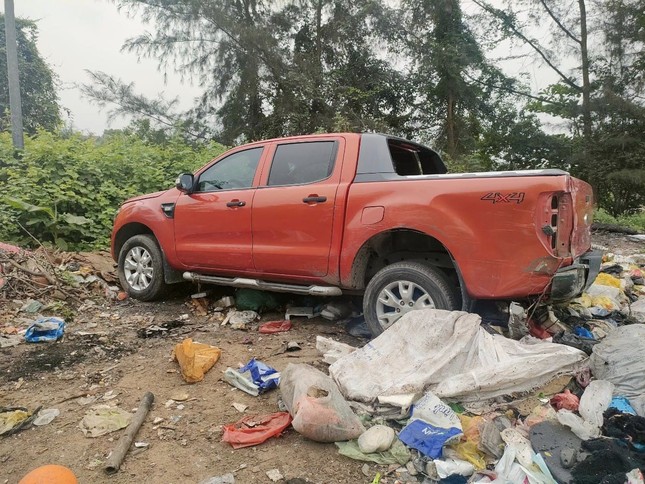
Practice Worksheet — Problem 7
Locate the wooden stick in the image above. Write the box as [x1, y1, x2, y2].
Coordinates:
[104, 392, 154, 474]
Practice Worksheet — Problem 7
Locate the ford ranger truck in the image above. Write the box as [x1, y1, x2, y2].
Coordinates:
[111, 133, 601, 336]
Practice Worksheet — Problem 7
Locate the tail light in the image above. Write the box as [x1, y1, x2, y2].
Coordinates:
[539, 192, 573, 256]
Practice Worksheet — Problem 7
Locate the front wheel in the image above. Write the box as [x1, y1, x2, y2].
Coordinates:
[118, 234, 167, 301]
[363, 261, 459, 337]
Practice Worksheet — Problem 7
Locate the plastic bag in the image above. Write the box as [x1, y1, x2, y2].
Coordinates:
[258, 321, 292, 334]
[556, 409, 600, 440]
[435, 458, 475, 478]
[235, 289, 281, 312]
[525, 404, 558, 428]
[242, 359, 279, 391]
[449, 415, 486, 469]
[358, 425, 395, 453]
[411, 391, 462, 429]
[335, 439, 411, 465]
[24, 317, 65, 342]
[609, 396, 636, 415]
[221, 412, 291, 449]
[578, 380, 614, 428]
[280, 364, 365, 442]
[80, 405, 131, 438]
[398, 419, 463, 459]
[315, 336, 356, 365]
[224, 368, 261, 396]
[172, 338, 221, 383]
[550, 389, 580, 411]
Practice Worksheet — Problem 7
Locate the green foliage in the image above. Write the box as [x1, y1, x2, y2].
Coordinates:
[0, 14, 61, 133]
[605, 169, 645, 217]
[594, 208, 645, 233]
[0, 130, 226, 249]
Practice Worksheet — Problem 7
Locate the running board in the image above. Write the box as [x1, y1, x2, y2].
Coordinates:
[182, 272, 343, 296]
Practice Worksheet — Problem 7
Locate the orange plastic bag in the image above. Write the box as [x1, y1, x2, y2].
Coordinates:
[259, 321, 292, 334]
[449, 414, 487, 470]
[222, 412, 292, 449]
[172, 338, 221, 383]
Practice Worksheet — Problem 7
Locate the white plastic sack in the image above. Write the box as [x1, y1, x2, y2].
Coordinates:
[330, 310, 586, 403]
[590, 325, 645, 416]
[578, 380, 614, 428]
[435, 458, 475, 478]
[280, 363, 365, 442]
[411, 391, 462, 429]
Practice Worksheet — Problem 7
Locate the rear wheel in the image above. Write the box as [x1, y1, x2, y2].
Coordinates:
[363, 261, 459, 337]
[118, 234, 166, 301]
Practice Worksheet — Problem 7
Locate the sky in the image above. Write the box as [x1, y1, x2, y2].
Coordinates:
[11, 0, 202, 134]
[7, 0, 570, 135]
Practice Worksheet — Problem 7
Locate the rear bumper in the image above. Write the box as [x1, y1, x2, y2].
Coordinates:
[549, 250, 603, 301]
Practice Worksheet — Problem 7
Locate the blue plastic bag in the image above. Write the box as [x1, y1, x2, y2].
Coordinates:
[239, 358, 280, 393]
[24, 317, 65, 342]
[398, 419, 462, 459]
[574, 326, 595, 339]
[609, 396, 637, 415]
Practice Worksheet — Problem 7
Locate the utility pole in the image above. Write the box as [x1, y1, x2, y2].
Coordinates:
[4, 0, 24, 149]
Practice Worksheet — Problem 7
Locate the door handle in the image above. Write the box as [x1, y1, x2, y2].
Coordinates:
[226, 200, 246, 207]
[302, 195, 327, 204]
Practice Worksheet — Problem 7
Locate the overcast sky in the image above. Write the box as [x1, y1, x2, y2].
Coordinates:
[12, 0, 202, 134]
[8, 0, 567, 135]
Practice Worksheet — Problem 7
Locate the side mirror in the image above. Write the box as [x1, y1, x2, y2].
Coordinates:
[175, 173, 194, 193]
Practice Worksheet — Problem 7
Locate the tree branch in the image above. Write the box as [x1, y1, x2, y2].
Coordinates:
[471, 0, 582, 92]
[538, 0, 581, 45]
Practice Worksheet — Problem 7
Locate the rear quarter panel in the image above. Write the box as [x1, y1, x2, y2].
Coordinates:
[340, 175, 574, 299]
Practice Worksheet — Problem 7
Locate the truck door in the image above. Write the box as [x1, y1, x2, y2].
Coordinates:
[252, 139, 344, 277]
[173, 146, 264, 271]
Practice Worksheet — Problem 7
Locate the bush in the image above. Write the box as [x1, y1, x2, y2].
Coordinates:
[0, 130, 226, 249]
[604, 169, 645, 217]
[594, 208, 645, 233]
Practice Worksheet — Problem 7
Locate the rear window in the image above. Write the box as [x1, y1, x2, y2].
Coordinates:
[388, 139, 445, 176]
[268, 141, 336, 186]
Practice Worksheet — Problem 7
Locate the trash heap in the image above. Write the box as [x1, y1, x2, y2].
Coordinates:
[212, 252, 645, 484]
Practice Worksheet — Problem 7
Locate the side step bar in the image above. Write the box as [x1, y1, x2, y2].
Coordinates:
[182, 272, 343, 297]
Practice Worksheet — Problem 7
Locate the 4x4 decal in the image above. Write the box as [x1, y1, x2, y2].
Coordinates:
[481, 192, 525, 204]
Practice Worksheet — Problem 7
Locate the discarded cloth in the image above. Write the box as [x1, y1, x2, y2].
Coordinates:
[571, 438, 645, 484]
[603, 408, 645, 450]
[335, 439, 411, 465]
[330, 310, 587, 403]
[280, 363, 364, 442]
[552, 331, 598, 355]
[172, 339, 221, 383]
[221, 412, 291, 449]
[24, 317, 65, 342]
[0, 407, 37, 436]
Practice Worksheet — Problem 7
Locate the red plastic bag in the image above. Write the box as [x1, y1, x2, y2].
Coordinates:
[222, 412, 292, 449]
[259, 321, 292, 334]
[550, 389, 580, 411]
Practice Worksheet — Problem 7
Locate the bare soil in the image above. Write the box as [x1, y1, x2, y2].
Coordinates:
[1, 231, 643, 484]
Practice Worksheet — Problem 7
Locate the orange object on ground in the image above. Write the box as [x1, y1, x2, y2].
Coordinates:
[172, 338, 221, 383]
[222, 412, 292, 449]
[258, 320, 292, 334]
[19, 464, 78, 484]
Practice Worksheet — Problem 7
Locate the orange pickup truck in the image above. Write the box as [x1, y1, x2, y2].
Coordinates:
[111, 133, 601, 335]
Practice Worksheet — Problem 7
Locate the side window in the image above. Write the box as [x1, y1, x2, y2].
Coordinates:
[196, 147, 263, 192]
[268, 141, 336, 186]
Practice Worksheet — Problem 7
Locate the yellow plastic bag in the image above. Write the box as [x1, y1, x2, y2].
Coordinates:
[173, 338, 221, 383]
[449, 414, 487, 470]
[590, 295, 619, 310]
[572, 294, 592, 308]
[594, 273, 621, 288]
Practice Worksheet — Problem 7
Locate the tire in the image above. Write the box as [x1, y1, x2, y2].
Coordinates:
[118, 234, 167, 301]
[363, 261, 460, 337]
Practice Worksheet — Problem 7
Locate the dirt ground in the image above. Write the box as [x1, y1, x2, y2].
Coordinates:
[1, 231, 643, 484]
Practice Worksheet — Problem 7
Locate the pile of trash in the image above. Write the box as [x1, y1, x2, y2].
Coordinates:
[208, 251, 645, 484]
